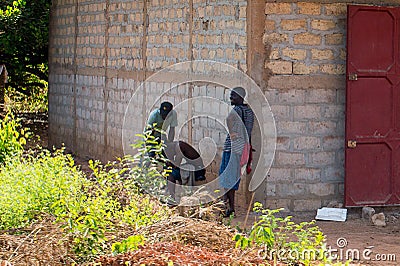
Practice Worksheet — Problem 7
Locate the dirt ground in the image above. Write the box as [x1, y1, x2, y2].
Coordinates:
[229, 208, 400, 266]
[316, 213, 400, 265]
[23, 113, 400, 266]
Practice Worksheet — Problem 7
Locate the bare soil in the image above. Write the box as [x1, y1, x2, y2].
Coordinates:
[20, 113, 400, 265]
[230, 203, 400, 265]
[316, 210, 400, 265]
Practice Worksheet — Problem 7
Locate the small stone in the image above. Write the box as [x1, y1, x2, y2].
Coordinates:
[362, 206, 375, 220]
[388, 215, 398, 224]
[371, 212, 386, 227]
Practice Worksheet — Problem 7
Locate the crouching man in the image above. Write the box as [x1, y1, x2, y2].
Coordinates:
[164, 140, 206, 202]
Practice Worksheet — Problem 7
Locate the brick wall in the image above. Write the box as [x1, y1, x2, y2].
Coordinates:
[49, 0, 400, 211]
[265, 2, 346, 75]
[257, 2, 348, 211]
[258, 1, 399, 211]
[49, 0, 247, 160]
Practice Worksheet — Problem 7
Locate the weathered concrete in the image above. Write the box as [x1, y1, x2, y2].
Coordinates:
[48, 0, 400, 211]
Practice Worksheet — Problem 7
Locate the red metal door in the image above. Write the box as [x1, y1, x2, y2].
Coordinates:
[345, 5, 400, 207]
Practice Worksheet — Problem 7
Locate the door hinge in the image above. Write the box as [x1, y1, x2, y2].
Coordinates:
[348, 73, 358, 81]
[347, 140, 357, 148]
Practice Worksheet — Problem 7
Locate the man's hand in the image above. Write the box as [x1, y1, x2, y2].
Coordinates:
[229, 132, 238, 140]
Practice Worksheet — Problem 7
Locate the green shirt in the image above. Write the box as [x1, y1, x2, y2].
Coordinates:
[146, 109, 178, 140]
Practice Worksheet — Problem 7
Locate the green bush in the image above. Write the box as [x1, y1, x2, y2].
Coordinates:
[0, 112, 30, 163]
[235, 202, 327, 265]
[51, 150, 170, 261]
[124, 132, 170, 200]
[0, 133, 172, 262]
[0, 148, 85, 230]
[111, 235, 145, 255]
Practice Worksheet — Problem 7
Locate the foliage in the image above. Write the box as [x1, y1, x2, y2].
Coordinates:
[125, 131, 171, 202]
[52, 159, 122, 258]
[0, 112, 30, 163]
[0, 0, 50, 94]
[111, 235, 145, 255]
[0, 122, 174, 261]
[52, 155, 170, 261]
[0, 135, 171, 262]
[120, 193, 170, 228]
[0, 148, 85, 230]
[5, 85, 48, 113]
[52, 133, 171, 261]
[234, 202, 327, 265]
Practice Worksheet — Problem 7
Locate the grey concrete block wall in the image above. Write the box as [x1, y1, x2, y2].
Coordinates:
[49, 0, 248, 159]
[261, 77, 345, 211]
[48, 0, 400, 211]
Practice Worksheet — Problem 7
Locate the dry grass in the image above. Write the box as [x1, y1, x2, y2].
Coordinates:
[95, 216, 264, 266]
[0, 216, 75, 265]
[0, 215, 264, 266]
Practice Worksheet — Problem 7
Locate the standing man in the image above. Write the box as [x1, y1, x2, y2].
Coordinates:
[146, 101, 178, 144]
[219, 87, 254, 217]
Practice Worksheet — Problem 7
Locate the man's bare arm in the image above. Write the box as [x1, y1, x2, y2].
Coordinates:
[168, 127, 175, 143]
[226, 111, 238, 139]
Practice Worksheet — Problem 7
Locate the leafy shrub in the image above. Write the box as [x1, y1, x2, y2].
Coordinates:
[0, 131, 172, 262]
[235, 202, 327, 265]
[52, 161, 120, 258]
[5, 84, 48, 113]
[53, 138, 171, 261]
[49, 156, 170, 261]
[112, 235, 145, 255]
[0, 148, 85, 230]
[0, 112, 30, 163]
[126, 131, 170, 198]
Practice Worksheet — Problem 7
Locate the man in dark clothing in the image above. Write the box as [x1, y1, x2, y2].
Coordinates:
[164, 140, 206, 201]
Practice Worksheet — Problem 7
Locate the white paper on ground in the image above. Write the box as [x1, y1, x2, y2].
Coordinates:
[315, 207, 347, 222]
